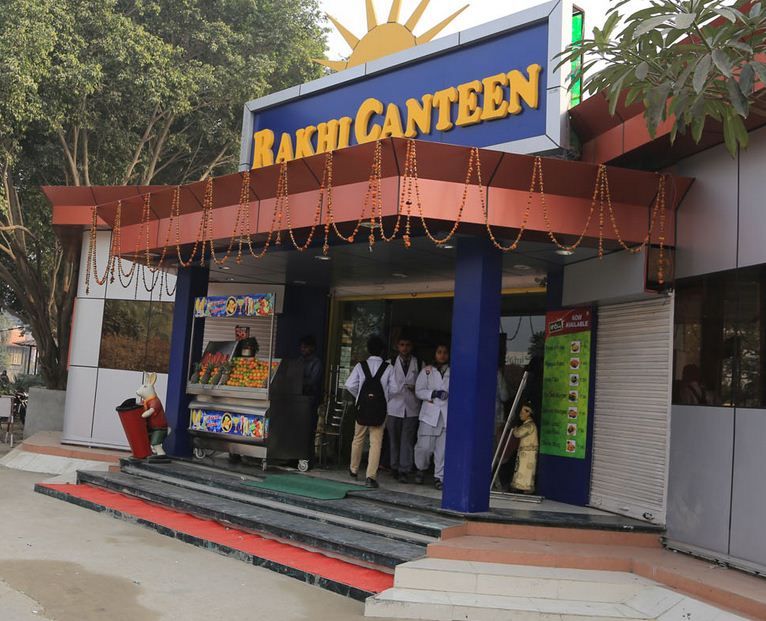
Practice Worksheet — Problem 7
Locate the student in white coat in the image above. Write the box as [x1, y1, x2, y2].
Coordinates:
[414, 343, 450, 490]
[386, 335, 421, 483]
[344, 335, 392, 488]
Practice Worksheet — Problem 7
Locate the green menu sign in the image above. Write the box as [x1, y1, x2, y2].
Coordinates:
[540, 308, 592, 459]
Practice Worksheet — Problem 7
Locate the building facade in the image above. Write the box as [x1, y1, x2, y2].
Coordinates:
[46, 1, 766, 577]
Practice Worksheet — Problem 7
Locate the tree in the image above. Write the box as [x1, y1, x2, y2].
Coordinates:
[0, 0, 327, 388]
[559, 0, 766, 157]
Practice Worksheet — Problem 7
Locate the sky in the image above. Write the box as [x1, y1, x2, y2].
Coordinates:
[318, 0, 614, 60]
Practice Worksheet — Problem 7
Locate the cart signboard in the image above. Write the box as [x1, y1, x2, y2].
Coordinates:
[540, 307, 592, 459]
[190, 407, 267, 441]
[194, 294, 274, 318]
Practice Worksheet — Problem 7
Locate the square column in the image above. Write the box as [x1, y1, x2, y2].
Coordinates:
[443, 237, 502, 513]
[164, 267, 209, 457]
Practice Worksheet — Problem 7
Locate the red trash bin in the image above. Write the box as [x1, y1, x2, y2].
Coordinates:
[117, 399, 152, 460]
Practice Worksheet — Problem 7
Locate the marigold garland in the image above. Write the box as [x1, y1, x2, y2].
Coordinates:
[85, 139, 670, 294]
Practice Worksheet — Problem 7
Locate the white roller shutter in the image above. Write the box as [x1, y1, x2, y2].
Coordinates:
[202, 316, 276, 359]
[200, 284, 283, 359]
[590, 296, 673, 525]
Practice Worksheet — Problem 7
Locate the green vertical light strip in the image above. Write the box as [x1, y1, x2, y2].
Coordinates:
[571, 9, 584, 107]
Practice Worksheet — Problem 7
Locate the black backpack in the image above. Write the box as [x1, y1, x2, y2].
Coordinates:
[355, 361, 388, 426]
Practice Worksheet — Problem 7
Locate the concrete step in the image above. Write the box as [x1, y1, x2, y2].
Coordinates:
[393, 558, 652, 602]
[122, 459, 460, 538]
[423, 536, 766, 620]
[440, 521, 661, 548]
[77, 470, 426, 569]
[428, 535, 653, 572]
[120, 463, 436, 546]
[365, 585, 748, 620]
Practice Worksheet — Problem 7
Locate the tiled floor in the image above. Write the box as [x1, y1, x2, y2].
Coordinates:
[310, 466, 613, 517]
[21, 430, 127, 463]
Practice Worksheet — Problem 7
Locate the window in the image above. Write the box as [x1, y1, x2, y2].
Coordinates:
[570, 8, 585, 108]
[9, 350, 23, 366]
[673, 266, 766, 408]
[99, 300, 174, 373]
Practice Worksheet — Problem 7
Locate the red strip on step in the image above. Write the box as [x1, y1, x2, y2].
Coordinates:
[40, 484, 393, 594]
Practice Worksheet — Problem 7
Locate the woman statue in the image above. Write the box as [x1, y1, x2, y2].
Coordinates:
[512, 403, 539, 494]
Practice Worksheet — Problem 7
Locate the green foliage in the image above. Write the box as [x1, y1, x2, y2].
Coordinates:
[0, 0, 327, 387]
[12, 373, 44, 393]
[558, 0, 766, 157]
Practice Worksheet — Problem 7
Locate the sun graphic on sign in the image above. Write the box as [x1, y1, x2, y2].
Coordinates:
[317, 0, 469, 72]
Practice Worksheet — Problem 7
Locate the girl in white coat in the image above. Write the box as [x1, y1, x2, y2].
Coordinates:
[414, 343, 450, 490]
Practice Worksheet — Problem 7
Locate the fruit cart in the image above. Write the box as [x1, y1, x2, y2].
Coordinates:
[185, 292, 290, 469]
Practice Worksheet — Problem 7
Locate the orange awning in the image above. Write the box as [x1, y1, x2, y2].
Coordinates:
[45, 138, 693, 256]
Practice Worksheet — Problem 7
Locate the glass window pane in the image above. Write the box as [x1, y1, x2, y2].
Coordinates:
[99, 299, 174, 373]
[736, 266, 761, 408]
[673, 271, 737, 406]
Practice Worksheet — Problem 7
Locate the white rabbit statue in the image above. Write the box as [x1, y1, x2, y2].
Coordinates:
[137, 372, 170, 461]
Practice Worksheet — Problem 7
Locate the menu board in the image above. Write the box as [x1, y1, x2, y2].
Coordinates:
[194, 294, 274, 318]
[540, 308, 592, 459]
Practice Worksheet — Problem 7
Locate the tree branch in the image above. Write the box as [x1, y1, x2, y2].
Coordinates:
[57, 129, 80, 186]
[122, 104, 163, 184]
[142, 112, 175, 184]
[82, 129, 91, 186]
[199, 143, 232, 181]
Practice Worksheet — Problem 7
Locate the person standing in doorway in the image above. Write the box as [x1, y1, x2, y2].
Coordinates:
[345, 335, 392, 488]
[299, 335, 323, 467]
[414, 343, 450, 490]
[386, 335, 421, 483]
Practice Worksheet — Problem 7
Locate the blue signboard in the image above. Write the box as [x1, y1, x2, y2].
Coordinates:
[190, 408, 268, 441]
[193, 294, 275, 318]
[240, 3, 572, 170]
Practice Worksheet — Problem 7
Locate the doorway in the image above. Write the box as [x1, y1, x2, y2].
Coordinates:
[324, 290, 548, 474]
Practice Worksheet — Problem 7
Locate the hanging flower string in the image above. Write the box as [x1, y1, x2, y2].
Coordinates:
[85, 139, 671, 292]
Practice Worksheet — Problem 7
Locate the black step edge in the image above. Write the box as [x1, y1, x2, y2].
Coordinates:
[137, 460, 661, 533]
[350, 488, 665, 533]
[121, 458, 459, 538]
[77, 470, 424, 569]
[34, 483, 375, 602]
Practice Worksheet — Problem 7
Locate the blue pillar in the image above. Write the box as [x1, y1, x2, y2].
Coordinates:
[442, 237, 503, 513]
[165, 266, 209, 457]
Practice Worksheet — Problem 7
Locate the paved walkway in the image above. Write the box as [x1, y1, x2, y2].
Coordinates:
[0, 467, 379, 621]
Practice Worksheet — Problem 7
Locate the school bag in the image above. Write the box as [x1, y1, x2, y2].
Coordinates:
[355, 361, 389, 426]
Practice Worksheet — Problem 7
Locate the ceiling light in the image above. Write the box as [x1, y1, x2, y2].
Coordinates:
[226, 277, 236, 282]
[315, 255, 332, 262]
[512, 264, 532, 271]
[221, 265, 231, 271]
[441, 244, 455, 250]
[392, 273, 408, 279]
[556, 249, 575, 257]
[360, 221, 380, 229]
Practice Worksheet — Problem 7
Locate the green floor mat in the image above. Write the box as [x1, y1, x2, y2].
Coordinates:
[242, 474, 370, 500]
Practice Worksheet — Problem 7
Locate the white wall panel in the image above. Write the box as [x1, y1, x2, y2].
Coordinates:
[666, 405, 734, 555]
[77, 231, 110, 299]
[563, 249, 649, 307]
[729, 409, 766, 568]
[90, 369, 143, 449]
[61, 366, 98, 444]
[737, 125, 766, 268]
[68, 298, 105, 368]
[105, 260, 153, 301]
[675, 143, 738, 278]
